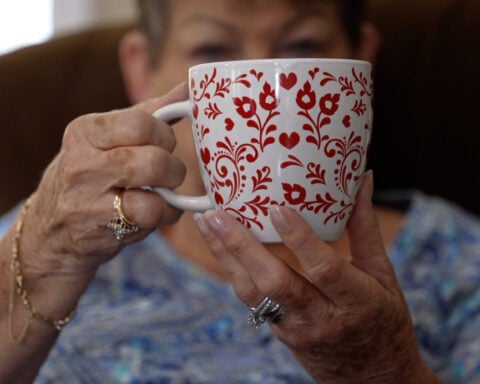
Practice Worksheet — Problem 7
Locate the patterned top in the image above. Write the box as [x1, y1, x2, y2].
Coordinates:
[1, 192, 480, 383]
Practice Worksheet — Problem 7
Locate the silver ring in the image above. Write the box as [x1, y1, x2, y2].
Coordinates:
[107, 190, 139, 243]
[248, 297, 286, 329]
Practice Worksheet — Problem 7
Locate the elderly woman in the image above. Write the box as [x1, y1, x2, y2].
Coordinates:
[0, 0, 479, 383]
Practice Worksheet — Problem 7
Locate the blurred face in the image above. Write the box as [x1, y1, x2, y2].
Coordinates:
[147, 0, 353, 95]
[138, 0, 356, 195]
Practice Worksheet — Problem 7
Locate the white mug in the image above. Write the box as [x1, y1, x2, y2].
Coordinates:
[153, 59, 373, 242]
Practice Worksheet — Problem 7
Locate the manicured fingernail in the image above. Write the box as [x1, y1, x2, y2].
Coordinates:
[205, 210, 229, 235]
[193, 213, 211, 237]
[269, 206, 291, 231]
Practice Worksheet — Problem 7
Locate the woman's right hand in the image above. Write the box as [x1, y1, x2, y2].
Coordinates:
[20, 83, 188, 279]
[0, 83, 188, 383]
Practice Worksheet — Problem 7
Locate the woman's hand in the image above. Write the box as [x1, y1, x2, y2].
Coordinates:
[22, 83, 188, 278]
[194, 172, 442, 383]
[0, 84, 189, 383]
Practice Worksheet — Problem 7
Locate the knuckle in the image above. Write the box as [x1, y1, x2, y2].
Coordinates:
[257, 267, 291, 298]
[122, 109, 155, 143]
[62, 114, 93, 149]
[205, 235, 227, 256]
[106, 148, 136, 184]
[148, 150, 184, 188]
[58, 154, 92, 189]
[156, 121, 177, 151]
[309, 256, 345, 288]
[142, 148, 164, 180]
[285, 226, 315, 253]
[127, 192, 158, 228]
[223, 232, 250, 258]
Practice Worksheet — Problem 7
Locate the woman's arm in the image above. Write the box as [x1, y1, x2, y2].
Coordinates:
[0, 208, 95, 383]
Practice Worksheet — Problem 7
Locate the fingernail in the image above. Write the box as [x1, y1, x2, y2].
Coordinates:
[193, 213, 211, 237]
[269, 206, 291, 231]
[205, 210, 229, 235]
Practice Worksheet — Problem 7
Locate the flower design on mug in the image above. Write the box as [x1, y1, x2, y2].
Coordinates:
[189, 62, 373, 240]
[296, 81, 316, 110]
[319, 93, 340, 116]
[232, 80, 280, 152]
[282, 183, 307, 205]
[234, 96, 257, 118]
[259, 82, 278, 110]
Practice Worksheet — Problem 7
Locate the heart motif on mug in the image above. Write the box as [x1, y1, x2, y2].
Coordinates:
[193, 104, 199, 119]
[225, 118, 235, 131]
[200, 148, 211, 165]
[279, 73, 297, 90]
[308, 67, 320, 79]
[279, 132, 300, 149]
[250, 69, 263, 81]
[342, 115, 351, 127]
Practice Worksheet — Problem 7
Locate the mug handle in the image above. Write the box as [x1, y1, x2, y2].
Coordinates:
[152, 101, 214, 212]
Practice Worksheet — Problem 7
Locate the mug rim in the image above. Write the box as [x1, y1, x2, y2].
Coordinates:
[190, 58, 372, 71]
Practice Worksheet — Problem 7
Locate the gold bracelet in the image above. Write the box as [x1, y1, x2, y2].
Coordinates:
[8, 197, 76, 343]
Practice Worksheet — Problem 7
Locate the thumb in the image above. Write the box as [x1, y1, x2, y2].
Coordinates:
[135, 82, 189, 115]
[347, 170, 399, 290]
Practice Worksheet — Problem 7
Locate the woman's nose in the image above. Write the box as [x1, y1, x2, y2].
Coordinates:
[241, 44, 276, 60]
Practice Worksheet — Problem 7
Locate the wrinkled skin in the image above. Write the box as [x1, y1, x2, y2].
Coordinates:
[0, 86, 188, 383]
[27, 86, 188, 274]
[194, 172, 441, 383]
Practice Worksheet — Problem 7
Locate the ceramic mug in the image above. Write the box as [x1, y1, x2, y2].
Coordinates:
[153, 58, 373, 242]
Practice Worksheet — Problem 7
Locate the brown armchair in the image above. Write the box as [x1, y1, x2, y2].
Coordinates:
[0, 25, 131, 214]
[1, 0, 479, 215]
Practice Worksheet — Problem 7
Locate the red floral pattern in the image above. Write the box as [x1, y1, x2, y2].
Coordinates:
[259, 82, 278, 110]
[283, 183, 307, 205]
[296, 81, 316, 110]
[234, 97, 257, 119]
[191, 62, 373, 239]
[320, 93, 340, 116]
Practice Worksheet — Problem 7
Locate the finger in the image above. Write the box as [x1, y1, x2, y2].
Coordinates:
[202, 210, 318, 311]
[270, 205, 374, 307]
[102, 188, 183, 248]
[121, 188, 183, 228]
[194, 212, 260, 305]
[347, 171, 398, 290]
[99, 145, 186, 189]
[136, 82, 188, 115]
[73, 83, 188, 151]
[78, 109, 177, 151]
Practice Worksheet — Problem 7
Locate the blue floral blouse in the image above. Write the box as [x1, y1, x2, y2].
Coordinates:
[1, 192, 480, 383]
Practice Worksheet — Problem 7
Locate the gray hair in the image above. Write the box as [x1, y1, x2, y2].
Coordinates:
[136, 0, 168, 63]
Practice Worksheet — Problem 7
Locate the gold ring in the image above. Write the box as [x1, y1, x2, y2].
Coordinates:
[107, 190, 139, 242]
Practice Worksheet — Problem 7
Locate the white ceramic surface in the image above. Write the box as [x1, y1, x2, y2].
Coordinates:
[154, 59, 373, 242]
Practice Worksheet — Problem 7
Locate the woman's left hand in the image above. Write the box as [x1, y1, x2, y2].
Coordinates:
[194, 172, 441, 384]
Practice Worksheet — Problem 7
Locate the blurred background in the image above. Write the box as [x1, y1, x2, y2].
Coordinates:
[0, 0, 136, 54]
[0, 0, 479, 217]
